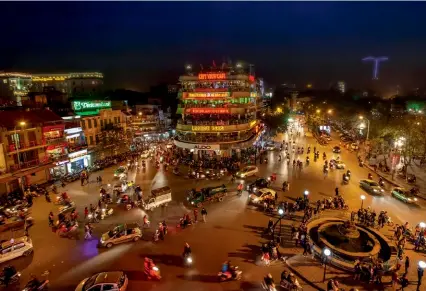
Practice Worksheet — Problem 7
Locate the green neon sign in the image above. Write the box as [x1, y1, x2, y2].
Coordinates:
[72, 100, 111, 111]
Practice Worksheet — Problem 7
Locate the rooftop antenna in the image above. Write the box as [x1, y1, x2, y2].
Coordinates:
[362, 56, 388, 80]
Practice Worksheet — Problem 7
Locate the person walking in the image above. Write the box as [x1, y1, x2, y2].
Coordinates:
[405, 256, 410, 275]
[201, 208, 207, 222]
[193, 208, 198, 223]
[335, 187, 339, 196]
[84, 223, 92, 240]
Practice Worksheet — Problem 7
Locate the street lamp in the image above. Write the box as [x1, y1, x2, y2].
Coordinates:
[420, 222, 426, 229]
[14, 121, 26, 170]
[323, 248, 331, 282]
[359, 116, 370, 140]
[360, 195, 366, 209]
[327, 109, 332, 114]
[316, 109, 321, 114]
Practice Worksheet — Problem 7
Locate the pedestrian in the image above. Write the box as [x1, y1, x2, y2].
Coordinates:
[84, 207, 89, 219]
[48, 211, 54, 227]
[302, 239, 309, 257]
[96, 176, 99, 183]
[400, 273, 409, 290]
[391, 270, 399, 291]
[80, 177, 85, 186]
[417, 264, 424, 291]
[193, 208, 198, 223]
[98, 176, 102, 184]
[405, 256, 410, 275]
[335, 187, 339, 196]
[98, 199, 102, 209]
[84, 224, 92, 240]
[201, 207, 207, 222]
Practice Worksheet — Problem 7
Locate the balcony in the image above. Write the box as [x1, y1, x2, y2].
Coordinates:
[7, 141, 46, 153]
[8, 158, 53, 173]
[176, 120, 257, 133]
[176, 132, 255, 144]
[68, 143, 88, 153]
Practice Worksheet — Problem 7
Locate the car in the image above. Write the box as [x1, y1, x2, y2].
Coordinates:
[236, 166, 258, 178]
[334, 160, 346, 169]
[247, 178, 270, 192]
[140, 150, 151, 159]
[249, 188, 276, 204]
[351, 143, 359, 150]
[0, 236, 33, 264]
[114, 166, 128, 178]
[332, 146, 341, 153]
[99, 223, 142, 248]
[391, 187, 418, 204]
[75, 271, 128, 291]
[359, 179, 385, 195]
[265, 142, 276, 151]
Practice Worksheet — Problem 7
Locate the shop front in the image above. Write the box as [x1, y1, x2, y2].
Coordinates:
[50, 160, 68, 179]
[67, 149, 90, 173]
[46, 142, 68, 160]
[43, 124, 65, 142]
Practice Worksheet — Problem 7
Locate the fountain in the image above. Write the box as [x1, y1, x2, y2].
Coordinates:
[308, 218, 392, 270]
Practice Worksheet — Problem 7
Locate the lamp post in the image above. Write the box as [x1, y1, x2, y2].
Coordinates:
[323, 248, 331, 282]
[360, 195, 366, 209]
[14, 121, 26, 170]
[418, 261, 426, 291]
[359, 116, 370, 141]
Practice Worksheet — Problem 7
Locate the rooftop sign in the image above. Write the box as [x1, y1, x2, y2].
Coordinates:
[187, 92, 229, 98]
[72, 100, 111, 112]
[198, 73, 226, 80]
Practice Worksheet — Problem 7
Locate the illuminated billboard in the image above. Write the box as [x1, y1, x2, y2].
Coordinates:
[187, 92, 230, 98]
[186, 108, 230, 114]
[72, 100, 111, 115]
[198, 73, 226, 80]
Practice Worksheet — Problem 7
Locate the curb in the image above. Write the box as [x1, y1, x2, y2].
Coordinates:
[285, 258, 326, 291]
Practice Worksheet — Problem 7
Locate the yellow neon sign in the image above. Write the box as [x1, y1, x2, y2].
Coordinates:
[249, 120, 257, 128]
[211, 126, 225, 131]
[192, 126, 210, 131]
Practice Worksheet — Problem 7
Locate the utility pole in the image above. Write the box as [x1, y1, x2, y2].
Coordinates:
[362, 56, 388, 80]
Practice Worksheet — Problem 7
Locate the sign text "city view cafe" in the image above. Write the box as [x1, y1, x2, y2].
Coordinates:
[198, 73, 226, 80]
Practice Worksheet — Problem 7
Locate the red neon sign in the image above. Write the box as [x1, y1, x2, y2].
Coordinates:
[186, 108, 230, 114]
[198, 73, 226, 80]
[249, 75, 255, 82]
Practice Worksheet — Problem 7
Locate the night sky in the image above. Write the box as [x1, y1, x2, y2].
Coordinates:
[1, 2, 425, 91]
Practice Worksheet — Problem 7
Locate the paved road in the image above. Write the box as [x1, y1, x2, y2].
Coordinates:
[2, 128, 426, 291]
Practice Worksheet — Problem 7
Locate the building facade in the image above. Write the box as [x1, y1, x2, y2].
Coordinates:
[31, 72, 103, 97]
[0, 72, 32, 106]
[175, 65, 262, 157]
[0, 109, 66, 194]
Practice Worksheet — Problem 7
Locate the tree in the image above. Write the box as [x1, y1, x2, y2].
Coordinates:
[263, 111, 289, 136]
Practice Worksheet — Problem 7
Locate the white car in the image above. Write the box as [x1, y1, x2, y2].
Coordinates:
[0, 236, 33, 264]
[75, 271, 128, 291]
[249, 188, 277, 204]
[265, 143, 276, 151]
[236, 166, 259, 178]
[334, 160, 346, 169]
[140, 151, 150, 159]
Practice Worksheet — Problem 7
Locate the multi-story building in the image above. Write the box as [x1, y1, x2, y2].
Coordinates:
[31, 72, 103, 98]
[71, 100, 127, 148]
[0, 72, 32, 106]
[0, 109, 66, 194]
[175, 64, 262, 157]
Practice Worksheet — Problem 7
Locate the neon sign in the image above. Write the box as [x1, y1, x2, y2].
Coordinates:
[186, 108, 230, 114]
[198, 73, 226, 80]
[192, 126, 210, 132]
[249, 75, 255, 82]
[211, 126, 224, 131]
[187, 92, 229, 98]
[72, 100, 111, 111]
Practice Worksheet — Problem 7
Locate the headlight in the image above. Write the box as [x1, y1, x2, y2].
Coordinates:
[100, 239, 104, 243]
[153, 266, 159, 271]
[381, 189, 384, 192]
[191, 202, 194, 205]
[114, 174, 117, 177]
[408, 198, 412, 201]
[414, 198, 418, 201]
[373, 189, 378, 192]
[253, 198, 259, 202]
[241, 174, 245, 178]
[253, 187, 257, 191]
[187, 257, 193, 263]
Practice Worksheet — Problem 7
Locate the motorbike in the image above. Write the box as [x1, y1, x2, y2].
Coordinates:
[0, 267, 21, 286]
[218, 266, 242, 281]
[379, 179, 385, 187]
[100, 208, 113, 220]
[306, 157, 310, 165]
[177, 217, 193, 229]
[368, 174, 373, 180]
[343, 175, 349, 185]
[144, 264, 161, 280]
[57, 222, 79, 238]
[22, 276, 49, 291]
[261, 281, 277, 291]
[183, 253, 193, 267]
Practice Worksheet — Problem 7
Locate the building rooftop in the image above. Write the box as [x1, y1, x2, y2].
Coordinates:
[0, 109, 63, 129]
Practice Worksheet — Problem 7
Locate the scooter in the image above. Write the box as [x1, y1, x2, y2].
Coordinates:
[0, 268, 21, 286]
[218, 267, 242, 281]
[183, 254, 193, 267]
[144, 265, 161, 280]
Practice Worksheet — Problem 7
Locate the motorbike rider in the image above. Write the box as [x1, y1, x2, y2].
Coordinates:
[25, 274, 41, 289]
[144, 257, 155, 275]
[183, 242, 192, 258]
[379, 177, 384, 185]
[346, 169, 351, 177]
[368, 173, 373, 180]
[237, 183, 243, 195]
[342, 173, 348, 182]
[2, 265, 17, 286]
[264, 273, 275, 289]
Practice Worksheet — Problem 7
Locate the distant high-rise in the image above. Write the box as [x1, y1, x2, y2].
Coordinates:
[337, 81, 346, 94]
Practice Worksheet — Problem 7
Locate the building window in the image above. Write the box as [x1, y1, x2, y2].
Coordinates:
[89, 136, 93, 145]
[3, 79, 7, 84]
[100, 119, 103, 127]
[87, 119, 92, 128]
[104, 119, 107, 126]
[118, 117, 121, 123]
[93, 119, 97, 128]
[109, 119, 112, 124]
[81, 120, 86, 129]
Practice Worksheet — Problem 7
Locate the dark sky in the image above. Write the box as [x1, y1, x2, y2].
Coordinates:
[1, 2, 426, 91]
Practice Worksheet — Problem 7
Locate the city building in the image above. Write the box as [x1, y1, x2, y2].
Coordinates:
[31, 72, 103, 98]
[71, 100, 127, 147]
[337, 81, 346, 94]
[175, 64, 262, 157]
[0, 109, 65, 194]
[0, 72, 32, 106]
[129, 105, 172, 139]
